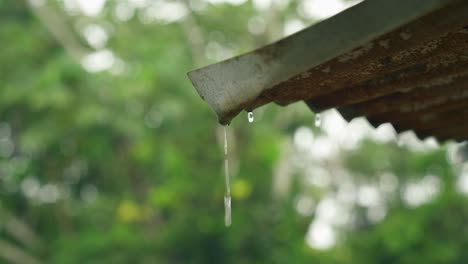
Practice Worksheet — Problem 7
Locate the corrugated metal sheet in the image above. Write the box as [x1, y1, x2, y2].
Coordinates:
[301, 5, 468, 142]
[189, 0, 468, 141]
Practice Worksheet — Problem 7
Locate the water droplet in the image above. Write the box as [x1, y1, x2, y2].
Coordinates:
[223, 126, 232, 227]
[247, 111, 254, 123]
[315, 113, 322, 127]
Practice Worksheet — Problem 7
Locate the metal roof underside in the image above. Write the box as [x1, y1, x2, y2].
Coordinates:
[188, 0, 468, 142]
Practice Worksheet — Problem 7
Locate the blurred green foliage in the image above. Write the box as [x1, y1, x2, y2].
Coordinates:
[0, 0, 467, 263]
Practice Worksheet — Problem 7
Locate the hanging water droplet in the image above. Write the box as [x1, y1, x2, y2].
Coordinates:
[247, 111, 254, 123]
[315, 113, 322, 127]
[223, 126, 232, 227]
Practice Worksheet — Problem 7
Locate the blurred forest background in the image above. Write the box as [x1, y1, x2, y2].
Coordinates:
[1, 0, 468, 263]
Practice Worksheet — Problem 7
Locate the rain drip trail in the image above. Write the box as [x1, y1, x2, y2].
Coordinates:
[223, 126, 232, 227]
[315, 113, 322, 127]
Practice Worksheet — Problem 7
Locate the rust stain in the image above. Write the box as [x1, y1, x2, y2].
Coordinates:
[241, 1, 468, 141]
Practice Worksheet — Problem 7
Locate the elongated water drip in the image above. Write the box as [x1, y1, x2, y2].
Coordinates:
[315, 113, 322, 127]
[223, 126, 232, 227]
[247, 111, 254, 123]
[224, 195, 231, 226]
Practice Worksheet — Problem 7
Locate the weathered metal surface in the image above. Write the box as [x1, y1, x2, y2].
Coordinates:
[188, 0, 459, 125]
[188, 0, 468, 141]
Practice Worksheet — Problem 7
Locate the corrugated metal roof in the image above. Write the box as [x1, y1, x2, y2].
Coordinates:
[189, 0, 468, 141]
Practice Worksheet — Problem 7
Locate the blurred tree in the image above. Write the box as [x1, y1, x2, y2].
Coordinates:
[0, 0, 467, 263]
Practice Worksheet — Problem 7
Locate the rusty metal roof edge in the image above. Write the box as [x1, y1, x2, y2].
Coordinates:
[188, 0, 457, 125]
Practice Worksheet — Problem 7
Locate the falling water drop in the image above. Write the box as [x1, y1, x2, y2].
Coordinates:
[315, 113, 322, 127]
[247, 111, 254, 123]
[223, 126, 232, 227]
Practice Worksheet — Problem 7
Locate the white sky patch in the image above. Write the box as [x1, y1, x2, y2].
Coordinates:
[253, 0, 272, 11]
[397, 131, 438, 152]
[248, 16, 266, 35]
[293, 126, 314, 152]
[316, 196, 350, 226]
[114, 1, 135, 21]
[345, 118, 374, 148]
[322, 110, 373, 151]
[75, 0, 107, 16]
[402, 175, 441, 208]
[205, 41, 233, 61]
[311, 136, 338, 161]
[336, 180, 357, 204]
[82, 24, 108, 49]
[141, 1, 188, 24]
[155, 2, 189, 23]
[283, 19, 306, 36]
[306, 167, 332, 188]
[456, 166, 468, 195]
[357, 184, 380, 207]
[367, 204, 387, 223]
[207, 0, 247, 5]
[28, 0, 45, 7]
[371, 123, 397, 143]
[189, 0, 208, 11]
[321, 110, 437, 153]
[109, 57, 126, 76]
[129, 0, 147, 8]
[424, 137, 439, 149]
[299, 0, 361, 20]
[62, 0, 79, 14]
[306, 220, 336, 250]
[447, 143, 467, 165]
[274, 0, 290, 10]
[322, 109, 347, 139]
[316, 197, 339, 223]
[81, 49, 116, 73]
